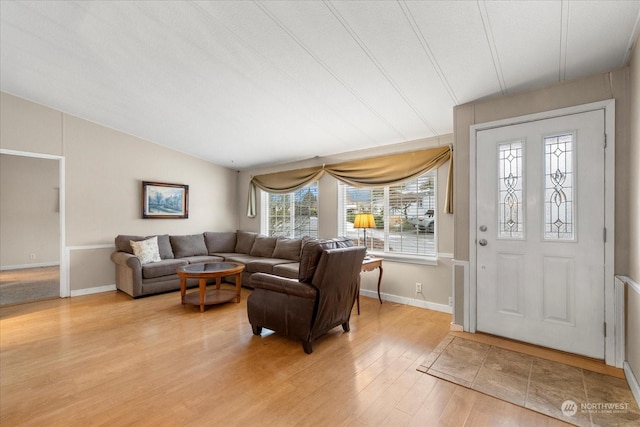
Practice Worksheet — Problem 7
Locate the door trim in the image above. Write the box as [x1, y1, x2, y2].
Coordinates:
[468, 99, 617, 366]
[0, 148, 68, 298]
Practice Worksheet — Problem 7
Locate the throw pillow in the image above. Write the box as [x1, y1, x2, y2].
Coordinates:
[115, 235, 145, 254]
[130, 236, 161, 265]
[149, 234, 174, 259]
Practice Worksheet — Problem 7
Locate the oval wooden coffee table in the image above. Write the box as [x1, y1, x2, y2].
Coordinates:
[177, 262, 245, 312]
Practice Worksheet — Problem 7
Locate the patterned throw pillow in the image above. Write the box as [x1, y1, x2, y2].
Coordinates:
[130, 236, 161, 265]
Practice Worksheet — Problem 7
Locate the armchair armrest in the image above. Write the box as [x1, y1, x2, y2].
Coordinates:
[250, 273, 317, 300]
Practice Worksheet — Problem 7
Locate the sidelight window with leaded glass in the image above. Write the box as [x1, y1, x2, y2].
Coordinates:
[544, 133, 575, 240]
[498, 140, 524, 239]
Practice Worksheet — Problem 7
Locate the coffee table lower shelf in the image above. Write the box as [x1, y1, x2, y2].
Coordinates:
[182, 289, 238, 307]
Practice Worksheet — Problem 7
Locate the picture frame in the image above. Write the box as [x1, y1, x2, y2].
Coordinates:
[142, 181, 189, 219]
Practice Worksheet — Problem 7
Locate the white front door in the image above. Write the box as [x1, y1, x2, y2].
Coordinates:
[475, 109, 605, 359]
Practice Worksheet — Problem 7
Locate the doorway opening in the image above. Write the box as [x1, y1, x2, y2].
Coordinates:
[0, 150, 66, 305]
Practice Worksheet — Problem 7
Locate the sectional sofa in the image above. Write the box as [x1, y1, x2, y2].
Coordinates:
[110, 231, 352, 298]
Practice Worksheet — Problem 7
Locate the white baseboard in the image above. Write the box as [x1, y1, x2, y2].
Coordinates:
[450, 323, 463, 331]
[70, 284, 116, 297]
[1, 262, 60, 271]
[359, 289, 452, 314]
[624, 361, 640, 408]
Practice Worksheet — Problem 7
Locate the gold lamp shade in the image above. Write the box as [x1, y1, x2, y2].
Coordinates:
[353, 213, 375, 229]
[353, 213, 375, 249]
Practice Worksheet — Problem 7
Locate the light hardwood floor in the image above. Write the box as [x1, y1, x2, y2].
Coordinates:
[0, 287, 572, 426]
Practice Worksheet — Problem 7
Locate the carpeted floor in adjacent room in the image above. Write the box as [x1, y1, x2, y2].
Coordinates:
[0, 266, 59, 306]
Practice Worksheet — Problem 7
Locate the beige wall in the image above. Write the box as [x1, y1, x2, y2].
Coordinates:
[0, 94, 63, 156]
[238, 135, 455, 309]
[0, 154, 60, 267]
[0, 92, 238, 292]
[62, 115, 238, 246]
[452, 68, 631, 324]
[626, 35, 640, 389]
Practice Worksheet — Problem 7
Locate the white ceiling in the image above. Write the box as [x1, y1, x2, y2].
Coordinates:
[1, 1, 639, 170]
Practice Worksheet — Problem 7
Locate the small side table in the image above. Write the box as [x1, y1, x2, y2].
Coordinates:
[357, 257, 384, 314]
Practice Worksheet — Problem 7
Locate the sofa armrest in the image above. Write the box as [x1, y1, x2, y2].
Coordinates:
[111, 251, 141, 269]
[250, 273, 317, 300]
[110, 251, 142, 297]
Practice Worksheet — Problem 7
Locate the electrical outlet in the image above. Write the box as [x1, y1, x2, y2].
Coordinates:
[29, 253, 36, 260]
[415, 283, 422, 293]
[448, 297, 454, 307]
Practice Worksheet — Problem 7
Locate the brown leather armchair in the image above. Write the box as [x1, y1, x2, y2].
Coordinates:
[247, 240, 366, 354]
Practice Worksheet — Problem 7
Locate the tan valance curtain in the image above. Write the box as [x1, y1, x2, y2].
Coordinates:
[250, 166, 325, 194]
[247, 146, 453, 217]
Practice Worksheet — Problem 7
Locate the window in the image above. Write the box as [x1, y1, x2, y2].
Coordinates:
[261, 182, 318, 238]
[544, 133, 575, 241]
[338, 171, 437, 258]
[498, 140, 524, 239]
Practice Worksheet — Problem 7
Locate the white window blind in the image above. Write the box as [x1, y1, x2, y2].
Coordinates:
[338, 171, 437, 257]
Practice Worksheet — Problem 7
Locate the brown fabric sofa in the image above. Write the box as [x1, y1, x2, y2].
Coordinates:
[110, 231, 346, 298]
[248, 240, 366, 354]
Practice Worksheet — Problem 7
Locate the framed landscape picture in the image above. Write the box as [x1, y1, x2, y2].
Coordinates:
[142, 181, 189, 219]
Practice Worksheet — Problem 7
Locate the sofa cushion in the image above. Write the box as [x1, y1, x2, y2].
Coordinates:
[115, 235, 144, 254]
[209, 252, 240, 260]
[130, 236, 162, 265]
[204, 232, 237, 253]
[272, 237, 302, 261]
[246, 258, 294, 274]
[170, 234, 207, 258]
[296, 238, 354, 282]
[142, 258, 188, 279]
[153, 234, 174, 259]
[224, 254, 261, 265]
[183, 255, 224, 264]
[272, 262, 300, 279]
[235, 231, 257, 254]
[250, 235, 278, 257]
[330, 237, 354, 248]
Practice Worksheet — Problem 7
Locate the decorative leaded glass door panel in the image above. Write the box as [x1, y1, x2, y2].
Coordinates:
[475, 109, 605, 359]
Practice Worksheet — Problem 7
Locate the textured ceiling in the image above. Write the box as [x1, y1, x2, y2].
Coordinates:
[1, 1, 639, 170]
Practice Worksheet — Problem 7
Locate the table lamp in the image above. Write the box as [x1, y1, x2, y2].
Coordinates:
[353, 213, 376, 249]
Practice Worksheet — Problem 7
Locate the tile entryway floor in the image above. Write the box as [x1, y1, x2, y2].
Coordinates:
[418, 335, 640, 427]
